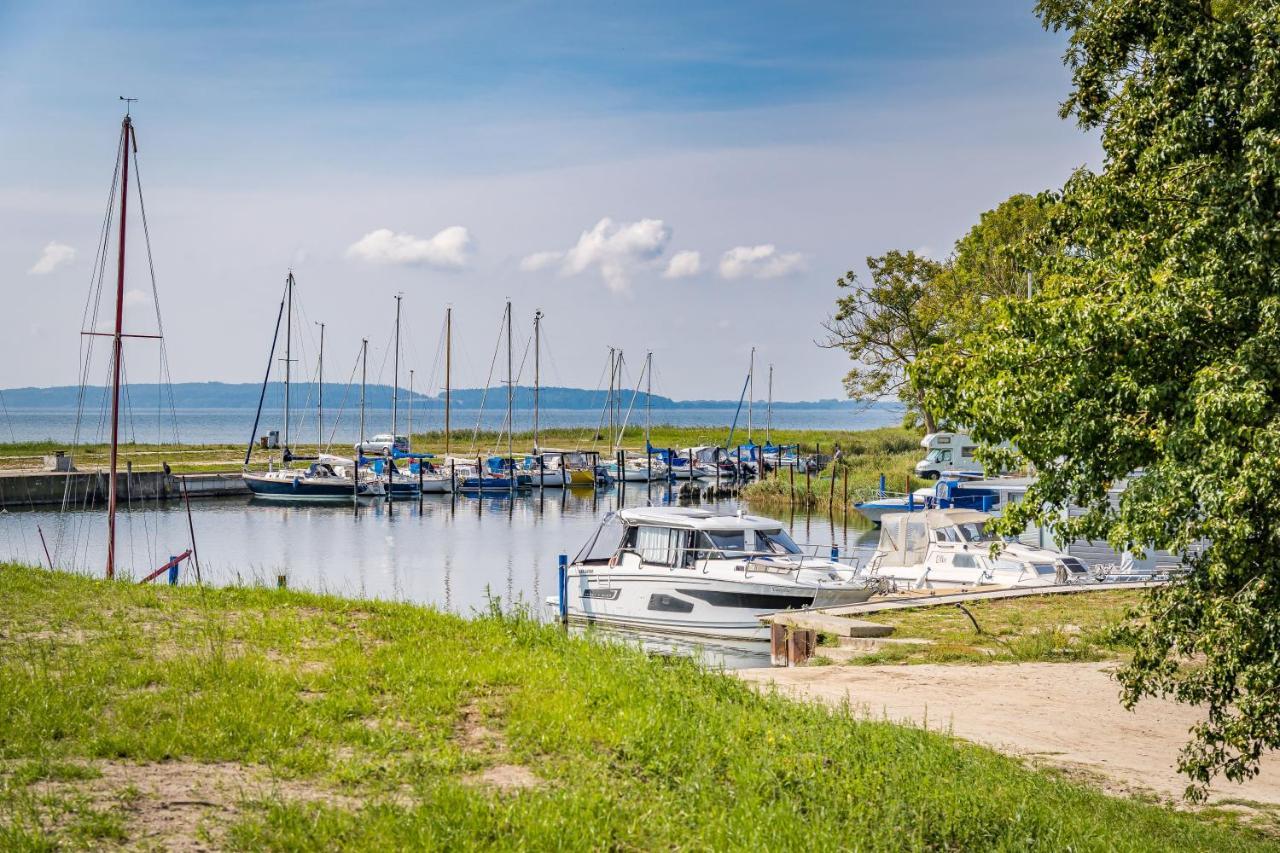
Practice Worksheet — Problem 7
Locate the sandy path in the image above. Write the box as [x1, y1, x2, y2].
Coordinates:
[736, 662, 1280, 806]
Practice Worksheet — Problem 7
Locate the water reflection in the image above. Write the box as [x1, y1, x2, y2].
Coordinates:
[0, 482, 881, 669]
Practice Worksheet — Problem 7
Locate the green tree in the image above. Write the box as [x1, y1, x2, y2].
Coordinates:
[822, 250, 948, 432]
[949, 192, 1057, 311]
[915, 0, 1280, 798]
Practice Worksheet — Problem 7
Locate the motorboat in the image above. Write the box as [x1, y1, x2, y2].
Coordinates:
[867, 509, 1091, 589]
[243, 461, 383, 503]
[602, 454, 669, 482]
[854, 478, 1000, 526]
[552, 507, 877, 640]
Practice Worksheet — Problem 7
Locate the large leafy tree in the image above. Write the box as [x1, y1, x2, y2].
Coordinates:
[822, 250, 948, 432]
[915, 0, 1280, 797]
[949, 192, 1057, 309]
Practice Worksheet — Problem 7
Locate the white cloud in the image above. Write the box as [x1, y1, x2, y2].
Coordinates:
[28, 241, 76, 275]
[345, 226, 472, 269]
[663, 250, 702, 279]
[718, 244, 806, 280]
[519, 250, 562, 272]
[522, 217, 672, 293]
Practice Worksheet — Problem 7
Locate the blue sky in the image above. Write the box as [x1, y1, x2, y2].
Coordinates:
[0, 1, 1097, 400]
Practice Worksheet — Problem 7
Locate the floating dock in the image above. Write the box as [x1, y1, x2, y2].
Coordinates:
[0, 470, 248, 509]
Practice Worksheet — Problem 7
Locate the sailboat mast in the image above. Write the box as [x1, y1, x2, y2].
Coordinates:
[645, 351, 652, 447]
[533, 310, 542, 452]
[767, 363, 773, 445]
[392, 293, 402, 436]
[445, 307, 452, 457]
[748, 346, 754, 445]
[283, 272, 293, 454]
[408, 369, 414, 452]
[105, 113, 133, 580]
[316, 322, 324, 450]
[505, 300, 513, 465]
[359, 339, 368, 445]
[607, 347, 615, 453]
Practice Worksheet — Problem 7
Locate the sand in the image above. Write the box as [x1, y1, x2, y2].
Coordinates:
[736, 661, 1280, 806]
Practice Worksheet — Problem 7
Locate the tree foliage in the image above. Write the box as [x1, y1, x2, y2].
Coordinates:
[823, 250, 948, 432]
[915, 0, 1280, 798]
[949, 192, 1057, 309]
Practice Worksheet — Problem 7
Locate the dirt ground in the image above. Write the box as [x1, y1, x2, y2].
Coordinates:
[737, 662, 1280, 807]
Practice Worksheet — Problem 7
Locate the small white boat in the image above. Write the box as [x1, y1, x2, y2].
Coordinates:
[552, 507, 876, 640]
[867, 509, 1091, 589]
[852, 487, 938, 525]
[603, 455, 669, 482]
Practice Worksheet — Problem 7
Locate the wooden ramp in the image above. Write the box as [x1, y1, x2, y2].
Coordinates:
[820, 581, 1162, 617]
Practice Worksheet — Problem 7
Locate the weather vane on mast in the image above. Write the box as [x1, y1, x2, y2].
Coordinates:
[119, 96, 137, 116]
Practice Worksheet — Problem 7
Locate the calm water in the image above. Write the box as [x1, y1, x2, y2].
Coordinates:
[0, 484, 880, 668]
[0, 405, 904, 445]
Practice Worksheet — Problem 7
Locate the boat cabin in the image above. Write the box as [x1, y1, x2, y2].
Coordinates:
[575, 508, 807, 570]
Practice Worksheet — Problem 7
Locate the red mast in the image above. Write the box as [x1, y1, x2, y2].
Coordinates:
[106, 113, 133, 580]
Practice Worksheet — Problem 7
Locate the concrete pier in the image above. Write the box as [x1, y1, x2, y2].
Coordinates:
[0, 470, 248, 509]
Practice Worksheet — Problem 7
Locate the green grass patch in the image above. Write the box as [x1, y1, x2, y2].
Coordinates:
[846, 590, 1142, 666]
[0, 565, 1259, 850]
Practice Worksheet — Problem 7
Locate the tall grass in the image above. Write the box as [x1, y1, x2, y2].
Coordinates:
[0, 564, 1262, 850]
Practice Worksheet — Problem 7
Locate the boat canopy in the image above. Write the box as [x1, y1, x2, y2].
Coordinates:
[616, 507, 787, 532]
[574, 512, 625, 564]
[875, 509, 992, 568]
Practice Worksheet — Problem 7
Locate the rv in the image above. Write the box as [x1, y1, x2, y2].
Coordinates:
[914, 432, 982, 479]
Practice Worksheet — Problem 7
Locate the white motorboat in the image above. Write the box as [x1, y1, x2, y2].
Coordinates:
[867, 509, 1091, 589]
[603, 455, 669, 482]
[552, 507, 877, 640]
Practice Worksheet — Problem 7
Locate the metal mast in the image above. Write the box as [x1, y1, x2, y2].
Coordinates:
[105, 112, 133, 580]
[316, 322, 324, 451]
[645, 351, 652, 447]
[359, 339, 368, 446]
[533, 310, 542, 452]
[445, 307, 452, 457]
[607, 347, 615, 453]
[283, 272, 294, 455]
[748, 346, 754, 444]
[505, 300, 513, 466]
[766, 363, 773, 445]
[408, 368, 414, 452]
[391, 293, 402, 436]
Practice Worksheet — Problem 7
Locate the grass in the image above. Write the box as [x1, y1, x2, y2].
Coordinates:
[0, 425, 921, 476]
[743, 426, 923, 512]
[838, 589, 1141, 666]
[0, 565, 1265, 850]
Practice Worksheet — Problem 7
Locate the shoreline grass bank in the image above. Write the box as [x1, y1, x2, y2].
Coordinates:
[0, 564, 1265, 850]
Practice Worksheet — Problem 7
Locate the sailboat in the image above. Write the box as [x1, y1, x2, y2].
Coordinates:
[604, 351, 667, 482]
[242, 274, 381, 502]
[518, 309, 571, 487]
[457, 301, 532, 493]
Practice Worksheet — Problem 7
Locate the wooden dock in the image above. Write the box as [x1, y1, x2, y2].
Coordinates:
[820, 581, 1162, 617]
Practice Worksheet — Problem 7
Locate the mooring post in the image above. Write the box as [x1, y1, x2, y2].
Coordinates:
[770, 621, 788, 667]
[557, 554, 568, 625]
[789, 460, 795, 502]
[714, 448, 720, 493]
[277, 573, 287, 589]
[879, 473, 886, 498]
[167, 555, 178, 586]
[418, 459, 424, 507]
[842, 468, 848, 513]
[831, 544, 839, 561]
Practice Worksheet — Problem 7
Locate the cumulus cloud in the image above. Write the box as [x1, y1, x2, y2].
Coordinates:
[28, 241, 76, 275]
[718, 244, 806, 280]
[663, 250, 702, 279]
[345, 226, 472, 269]
[521, 217, 672, 293]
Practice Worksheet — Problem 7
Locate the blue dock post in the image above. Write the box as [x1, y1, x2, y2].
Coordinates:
[830, 544, 839, 561]
[167, 556, 179, 585]
[557, 554, 568, 625]
[879, 473, 886, 498]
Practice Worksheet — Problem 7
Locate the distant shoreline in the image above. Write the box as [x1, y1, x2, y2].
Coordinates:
[0, 382, 891, 412]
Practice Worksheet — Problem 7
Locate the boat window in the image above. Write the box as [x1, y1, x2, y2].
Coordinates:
[573, 513, 625, 564]
[757, 529, 801, 555]
[705, 530, 749, 557]
[925, 449, 952, 463]
[636, 526, 681, 566]
[957, 522, 993, 543]
[953, 554, 977, 568]
[1032, 563, 1058, 576]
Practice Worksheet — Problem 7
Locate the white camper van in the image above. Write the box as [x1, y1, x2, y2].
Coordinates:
[914, 432, 982, 479]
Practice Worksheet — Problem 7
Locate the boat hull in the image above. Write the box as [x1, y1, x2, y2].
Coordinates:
[555, 572, 875, 641]
[243, 473, 372, 503]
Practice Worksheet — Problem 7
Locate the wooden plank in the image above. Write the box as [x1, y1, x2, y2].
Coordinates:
[820, 581, 1164, 617]
[762, 610, 894, 638]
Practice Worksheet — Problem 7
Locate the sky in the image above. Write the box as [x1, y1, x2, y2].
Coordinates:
[0, 1, 1099, 402]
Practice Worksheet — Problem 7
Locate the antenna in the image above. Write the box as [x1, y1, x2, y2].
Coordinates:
[119, 96, 138, 116]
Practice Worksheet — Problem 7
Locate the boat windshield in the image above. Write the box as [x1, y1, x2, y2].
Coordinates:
[925, 449, 952, 463]
[956, 521, 994, 543]
[573, 513, 625, 564]
[757, 529, 802, 555]
[703, 530, 749, 557]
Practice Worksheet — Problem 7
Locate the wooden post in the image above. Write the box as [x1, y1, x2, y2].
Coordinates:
[842, 467, 848, 514]
[788, 628, 817, 665]
[770, 622, 789, 667]
[827, 458, 837, 514]
[789, 460, 795, 503]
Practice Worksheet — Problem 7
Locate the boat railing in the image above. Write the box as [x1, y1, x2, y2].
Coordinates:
[661, 545, 863, 580]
